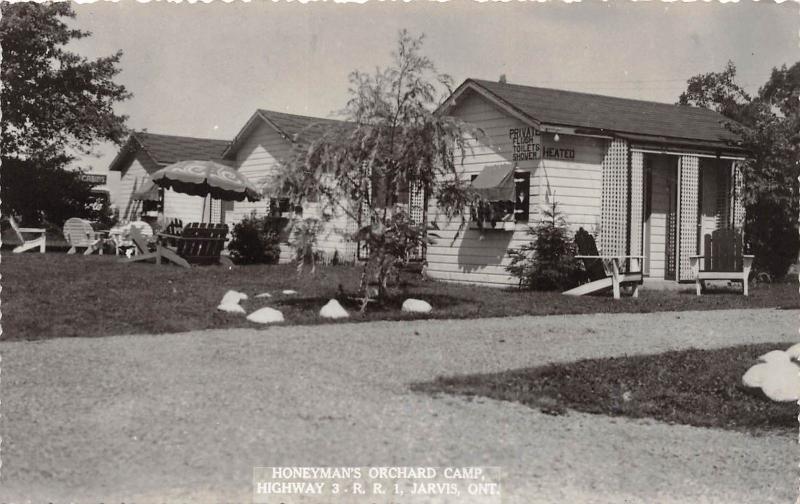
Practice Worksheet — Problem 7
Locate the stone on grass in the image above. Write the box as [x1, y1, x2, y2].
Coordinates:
[282, 290, 298, 295]
[246, 307, 285, 324]
[255, 292, 272, 299]
[402, 298, 432, 313]
[784, 342, 800, 361]
[757, 350, 790, 364]
[742, 343, 800, 402]
[217, 290, 248, 314]
[320, 299, 349, 319]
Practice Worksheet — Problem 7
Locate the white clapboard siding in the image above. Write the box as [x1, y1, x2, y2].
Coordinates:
[228, 121, 289, 223]
[117, 154, 151, 222]
[428, 91, 606, 287]
[227, 120, 357, 262]
[163, 190, 207, 224]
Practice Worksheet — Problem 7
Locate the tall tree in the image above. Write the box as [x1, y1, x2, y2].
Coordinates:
[679, 61, 800, 278]
[1, 2, 131, 227]
[274, 30, 480, 301]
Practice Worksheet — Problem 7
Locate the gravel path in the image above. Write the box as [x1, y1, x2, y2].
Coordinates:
[1, 308, 797, 503]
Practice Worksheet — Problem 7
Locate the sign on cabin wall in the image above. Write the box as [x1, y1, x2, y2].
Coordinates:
[508, 127, 541, 162]
[543, 146, 576, 160]
[79, 173, 107, 186]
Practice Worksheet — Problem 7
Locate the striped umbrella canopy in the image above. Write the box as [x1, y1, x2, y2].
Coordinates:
[151, 160, 261, 202]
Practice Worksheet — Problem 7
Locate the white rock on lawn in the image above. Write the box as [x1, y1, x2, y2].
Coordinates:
[320, 299, 349, 319]
[282, 290, 298, 295]
[402, 298, 432, 313]
[217, 290, 248, 314]
[255, 292, 272, 298]
[742, 343, 800, 402]
[246, 307, 285, 324]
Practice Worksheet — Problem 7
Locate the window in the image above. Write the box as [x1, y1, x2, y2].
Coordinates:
[469, 166, 530, 224]
[268, 197, 292, 216]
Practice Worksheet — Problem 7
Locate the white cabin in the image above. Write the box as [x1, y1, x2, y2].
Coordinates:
[426, 79, 747, 287]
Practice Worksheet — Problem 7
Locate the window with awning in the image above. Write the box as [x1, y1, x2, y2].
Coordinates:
[470, 164, 530, 223]
[470, 164, 516, 201]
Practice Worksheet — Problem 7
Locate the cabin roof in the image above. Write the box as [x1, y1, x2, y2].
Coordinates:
[443, 79, 743, 149]
[223, 109, 347, 159]
[109, 132, 231, 172]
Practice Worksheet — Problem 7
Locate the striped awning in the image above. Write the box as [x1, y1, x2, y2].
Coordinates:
[471, 164, 516, 201]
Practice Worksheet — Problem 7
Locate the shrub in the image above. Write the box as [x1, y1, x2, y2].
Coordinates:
[227, 214, 285, 265]
[506, 202, 583, 290]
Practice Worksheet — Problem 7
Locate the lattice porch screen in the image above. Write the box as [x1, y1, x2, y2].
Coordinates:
[408, 181, 426, 260]
[628, 151, 644, 266]
[600, 138, 629, 256]
[678, 155, 699, 281]
[732, 160, 745, 230]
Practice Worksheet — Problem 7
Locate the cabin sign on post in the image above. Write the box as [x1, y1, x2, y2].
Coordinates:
[509, 127, 541, 162]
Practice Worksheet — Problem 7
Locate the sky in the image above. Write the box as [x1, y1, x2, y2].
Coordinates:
[67, 0, 800, 176]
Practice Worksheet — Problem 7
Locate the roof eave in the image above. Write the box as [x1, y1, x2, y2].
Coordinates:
[438, 79, 542, 129]
[222, 110, 295, 160]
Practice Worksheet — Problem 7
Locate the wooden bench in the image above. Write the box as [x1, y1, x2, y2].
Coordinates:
[563, 227, 644, 300]
[690, 228, 754, 296]
[124, 222, 232, 268]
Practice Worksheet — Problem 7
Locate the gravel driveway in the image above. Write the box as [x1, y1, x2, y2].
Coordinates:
[1, 308, 797, 503]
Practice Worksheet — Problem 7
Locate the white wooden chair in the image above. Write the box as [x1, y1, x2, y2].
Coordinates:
[690, 228, 754, 296]
[563, 228, 644, 300]
[7, 217, 46, 253]
[63, 218, 105, 255]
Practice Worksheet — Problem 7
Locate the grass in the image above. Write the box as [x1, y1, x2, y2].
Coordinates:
[413, 342, 798, 434]
[1, 252, 797, 341]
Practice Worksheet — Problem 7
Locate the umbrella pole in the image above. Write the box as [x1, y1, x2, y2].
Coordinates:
[201, 195, 207, 223]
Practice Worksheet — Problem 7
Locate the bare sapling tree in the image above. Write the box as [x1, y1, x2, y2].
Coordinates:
[272, 29, 481, 304]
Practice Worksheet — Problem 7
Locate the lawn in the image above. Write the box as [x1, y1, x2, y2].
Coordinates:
[2, 252, 797, 341]
[413, 342, 798, 434]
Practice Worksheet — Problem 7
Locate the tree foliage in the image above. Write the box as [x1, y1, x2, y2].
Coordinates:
[274, 30, 480, 301]
[1, 2, 131, 159]
[679, 60, 800, 278]
[1, 3, 130, 227]
[506, 202, 583, 290]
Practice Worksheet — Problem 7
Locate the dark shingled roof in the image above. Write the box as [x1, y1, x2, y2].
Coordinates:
[133, 132, 231, 164]
[466, 79, 741, 146]
[109, 132, 231, 172]
[257, 109, 347, 140]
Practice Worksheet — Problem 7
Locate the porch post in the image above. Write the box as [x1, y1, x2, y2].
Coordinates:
[677, 155, 700, 281]
[600, 138, 629, 256]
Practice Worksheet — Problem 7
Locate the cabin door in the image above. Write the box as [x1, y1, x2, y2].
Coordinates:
[644, 154, 678, 280]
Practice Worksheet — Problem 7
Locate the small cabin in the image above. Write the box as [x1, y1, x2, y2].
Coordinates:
[426, 78, 747, 287]
[109, 132, 231, 225]
[221, 109, 359, 263]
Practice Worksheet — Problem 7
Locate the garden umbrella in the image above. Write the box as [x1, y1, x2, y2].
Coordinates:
[151, 160, 261, 202]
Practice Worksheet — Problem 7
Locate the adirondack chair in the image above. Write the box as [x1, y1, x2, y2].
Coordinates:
[123, 222, 232, 269]
[7, 217, 46, 253]
[63, 218, 106, 255]
[563, 227, 644, 300]
[690, 228, 754, 296]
